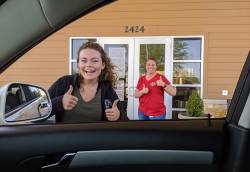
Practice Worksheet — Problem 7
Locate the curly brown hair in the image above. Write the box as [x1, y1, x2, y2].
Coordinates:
[77, 42, 117, 87]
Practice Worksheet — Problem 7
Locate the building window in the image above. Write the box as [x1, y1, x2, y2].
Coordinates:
[103, 44, 128, 103]
[70, 38, 96, 74]
[172, 38, 203, 117]
[173, 62, 201, 84]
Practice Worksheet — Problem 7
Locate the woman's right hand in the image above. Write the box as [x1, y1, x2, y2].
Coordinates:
[62, 85, 78, 110]
[134, 84, 149, 98]
[141, 84, 149, 94]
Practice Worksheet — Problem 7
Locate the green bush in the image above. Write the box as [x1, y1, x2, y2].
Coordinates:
[186, 90, 204, 117]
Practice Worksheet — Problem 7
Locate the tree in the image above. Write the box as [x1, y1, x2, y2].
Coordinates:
[186, 90, 204, 117]
[174, 40, 188, 60]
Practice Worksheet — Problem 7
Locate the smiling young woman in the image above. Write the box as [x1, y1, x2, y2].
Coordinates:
[48, 42, 128, 123]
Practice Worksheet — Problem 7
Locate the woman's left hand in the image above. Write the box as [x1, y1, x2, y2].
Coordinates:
[156, 76, 166, 88]
[105, 99, 120, 121]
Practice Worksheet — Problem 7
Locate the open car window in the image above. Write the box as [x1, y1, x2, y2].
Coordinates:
[0, 0, 249, 125]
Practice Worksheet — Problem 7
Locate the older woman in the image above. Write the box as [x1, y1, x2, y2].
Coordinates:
[134, 58, 176, 120]
[48, 42, 128, 123]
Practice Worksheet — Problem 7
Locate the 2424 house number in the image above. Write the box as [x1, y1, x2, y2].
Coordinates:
[125, 26, 144, 33]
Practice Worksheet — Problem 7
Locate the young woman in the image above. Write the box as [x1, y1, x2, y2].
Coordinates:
[134, 58, 176, 120]
[48, 42, 128, 123]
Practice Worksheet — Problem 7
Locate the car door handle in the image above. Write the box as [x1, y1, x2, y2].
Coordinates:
[42, 153, 76, 170]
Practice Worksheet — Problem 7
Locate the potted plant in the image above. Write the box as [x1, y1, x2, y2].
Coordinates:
[178, 90, 206, 119]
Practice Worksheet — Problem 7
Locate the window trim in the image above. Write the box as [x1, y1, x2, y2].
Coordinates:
[171, 35, 204, 113]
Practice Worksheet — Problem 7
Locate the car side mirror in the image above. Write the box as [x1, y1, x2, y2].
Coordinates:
[0, 83, 52, 125]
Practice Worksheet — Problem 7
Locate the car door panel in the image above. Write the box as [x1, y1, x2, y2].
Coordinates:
[222, 51, 250, 172]
[0, 119, 225, 172]
[223, 124, 250, 172]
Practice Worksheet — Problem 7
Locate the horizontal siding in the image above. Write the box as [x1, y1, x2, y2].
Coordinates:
[207, 54, 247, 63]
[207, 70, 241, 78]
[26, 47, 67, 53]
[208, 85, 236, 92]
[1, 0, 250, 99]
[207, 93, 233, 99]
[0, 75, 59, 82]
[19, 57, 68, 62]
[207, 77, 239, 85]
[207, 63, 244, 71]
[209, 40, 250, 48]
[9, 62, 67, 69]
[85, 9, 250, 19]
[4, 69, 65, 75]
[208, 47, 250, 55]
[73, 17, 250, 26]
[207, 85, 236, 98]
[103, 1, 250, 10]
[208, 32, 250, 40]
[206, 30, 249, 99]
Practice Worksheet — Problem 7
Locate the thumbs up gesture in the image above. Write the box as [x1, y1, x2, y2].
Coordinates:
[105, 99, 120, 121]
[141, 84, 149, 94]
[156, 76, 166, 88]
[62, 85, 78, 110]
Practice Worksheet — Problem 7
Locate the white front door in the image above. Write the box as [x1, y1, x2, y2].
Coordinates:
[98, 38, 135, 120]
[99, 37, 172, 120]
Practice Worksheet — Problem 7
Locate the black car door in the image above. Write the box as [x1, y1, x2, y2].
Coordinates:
[0, 119, 225, 172]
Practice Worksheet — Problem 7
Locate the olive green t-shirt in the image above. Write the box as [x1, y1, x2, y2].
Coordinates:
[62, 88, 102, 123]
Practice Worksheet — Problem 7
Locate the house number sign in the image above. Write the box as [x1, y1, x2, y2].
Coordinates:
[124, 26, 144, 33]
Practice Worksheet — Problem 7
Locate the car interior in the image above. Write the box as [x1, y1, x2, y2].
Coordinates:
[0, 0, 250, 172]
[5, 91, 21, 113]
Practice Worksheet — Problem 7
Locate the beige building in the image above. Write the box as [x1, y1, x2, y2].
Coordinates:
[1, 0, 250, 119]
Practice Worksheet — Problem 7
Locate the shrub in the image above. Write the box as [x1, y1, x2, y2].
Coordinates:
[186, 90, 204, 117]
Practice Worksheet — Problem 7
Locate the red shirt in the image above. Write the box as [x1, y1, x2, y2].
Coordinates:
[136, 73, 170, 116]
